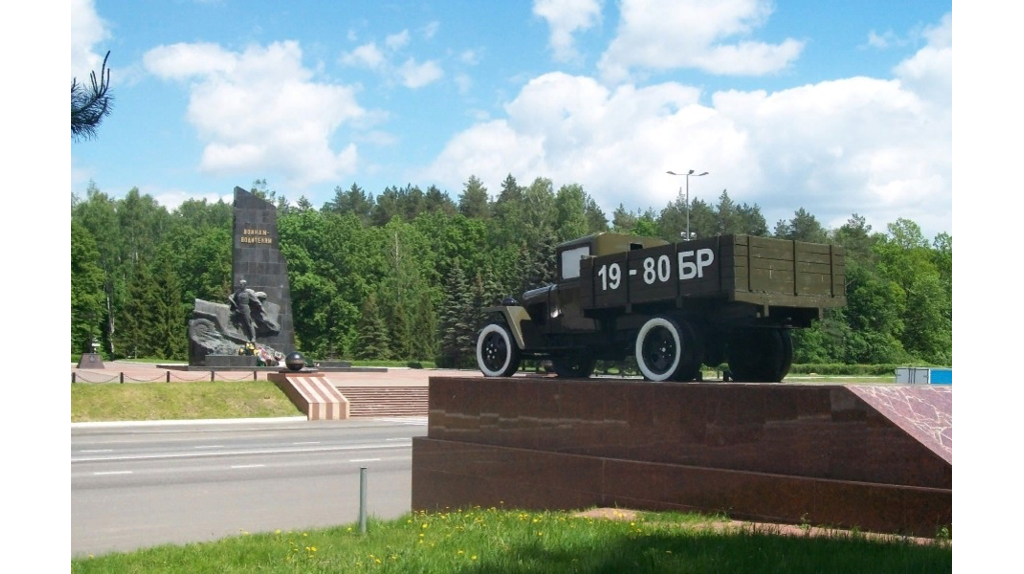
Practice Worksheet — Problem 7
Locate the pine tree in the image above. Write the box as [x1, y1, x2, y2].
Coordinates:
[354, 293, 391, 360]
[438, 261, 475, 367]
[458, 175, 490, 219]
[116, 262, 159, 358]
[71, 220, 106, 353]
[150, 252, 188, 360]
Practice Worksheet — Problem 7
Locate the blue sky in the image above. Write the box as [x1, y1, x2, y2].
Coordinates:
[71, 0, 952, 238]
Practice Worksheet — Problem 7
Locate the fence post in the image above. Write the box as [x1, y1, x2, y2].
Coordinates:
[210, 370, 215, 382]
[120, 372, 124, 384]
[359, 467, 368, 534]
[253, 370, 257, 381]
[72, 372, 76, 384]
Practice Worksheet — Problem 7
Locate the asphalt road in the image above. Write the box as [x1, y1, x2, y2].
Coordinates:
[71, 417, 427, 557]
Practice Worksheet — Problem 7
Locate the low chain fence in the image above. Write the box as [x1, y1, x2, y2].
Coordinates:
[72, 370, 265, 384]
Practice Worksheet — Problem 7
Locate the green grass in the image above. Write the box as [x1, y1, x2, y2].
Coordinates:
[71, 507, 951, 573]
[71, 380, 301, 422]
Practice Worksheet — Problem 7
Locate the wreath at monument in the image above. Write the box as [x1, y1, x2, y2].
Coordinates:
[237, 341, 285, 367]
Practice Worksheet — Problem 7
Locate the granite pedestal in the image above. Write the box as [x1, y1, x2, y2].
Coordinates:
[412, 378, 951, 537]
[77, 353, 105, 369]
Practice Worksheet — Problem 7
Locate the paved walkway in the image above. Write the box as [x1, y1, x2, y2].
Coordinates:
[71, 361, 487, 387]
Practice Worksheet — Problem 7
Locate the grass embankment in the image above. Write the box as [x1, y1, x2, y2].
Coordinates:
[71, 381, 301, 422]
[71, 507, 951, 573]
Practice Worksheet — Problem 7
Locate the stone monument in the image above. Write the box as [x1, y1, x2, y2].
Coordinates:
[186, 186, 296, 366]
[77, 338, 105, 369]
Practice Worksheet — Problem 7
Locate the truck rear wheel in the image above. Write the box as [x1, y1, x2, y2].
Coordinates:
[635, 315, 701, 382]
[476, 322, 521, 377]
[727, 328, 792, 382]
[551, 353, 596, 379]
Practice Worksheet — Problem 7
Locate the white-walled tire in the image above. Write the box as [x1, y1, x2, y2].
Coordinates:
[635, 315, 696, 382]
[476, 322, 521, 377]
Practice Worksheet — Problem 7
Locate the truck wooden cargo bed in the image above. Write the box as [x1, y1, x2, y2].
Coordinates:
[579, 234, 846, 312]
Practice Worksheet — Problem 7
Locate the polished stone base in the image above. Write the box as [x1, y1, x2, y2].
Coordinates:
[77, 353, 105, 369]
[203, 354, 258, 368]
[412, 378, 951, 537]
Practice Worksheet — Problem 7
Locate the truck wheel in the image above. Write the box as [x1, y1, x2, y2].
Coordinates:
[778, 329, 793, 379]
[727, 328, 791, 382]
[635, 315, 699, 382]
[476, 323, 521, 377]
[551, 353, 596, 379]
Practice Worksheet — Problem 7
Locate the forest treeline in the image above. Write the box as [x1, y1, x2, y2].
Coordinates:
[70, 175, 952, 367]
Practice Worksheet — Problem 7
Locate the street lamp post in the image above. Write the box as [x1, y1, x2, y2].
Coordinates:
[666, 170, 708, 240]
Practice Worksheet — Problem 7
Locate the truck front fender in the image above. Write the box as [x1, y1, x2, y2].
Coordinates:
[482, 305, 533, 350]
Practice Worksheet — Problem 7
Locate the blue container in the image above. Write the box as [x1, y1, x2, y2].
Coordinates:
[930, 368, 952, 385]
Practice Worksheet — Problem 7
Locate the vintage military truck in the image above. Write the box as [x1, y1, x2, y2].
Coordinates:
[476, 232, 846, 382]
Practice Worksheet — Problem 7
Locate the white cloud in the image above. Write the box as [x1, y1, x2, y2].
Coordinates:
[149, 187, 233, 212]
[70, 0, 110, 80]
[459, 49, 481, 65]
[865, 30, 908, 50]
[385, 30, 411, 50]
[894, 13, 951, 108]
[424, 13, 952, 238]
[144, 40, 365, 189]
[421, 21, 440, 40]
[533, 0, 603, 63]
[597, 0, 803, 82]
[341, 30, 444, 89]
[144, 42, 237, 78]
[455, 73, 473, 94]
[340, 42, 387, 70]
[398, 58, 444, 88]
[867, 31, 890, 49]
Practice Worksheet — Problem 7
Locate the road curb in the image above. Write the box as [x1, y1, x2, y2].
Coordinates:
[71, 416, 308, 429]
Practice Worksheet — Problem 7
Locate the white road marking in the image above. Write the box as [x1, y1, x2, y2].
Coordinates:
[349, 458, 381, 463]
[72, 442, 410, 463]
[374, 417, 427, 426]
[231, 464, 265, 469]
[194, 445, 224, 449]
[94, 471, 132, 476]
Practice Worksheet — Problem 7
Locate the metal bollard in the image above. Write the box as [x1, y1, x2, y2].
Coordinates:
[359, 467, 368, 534]
[120, 372, 124, 384]
[210, 370, 215, 382]
[166, 371, 171, 383]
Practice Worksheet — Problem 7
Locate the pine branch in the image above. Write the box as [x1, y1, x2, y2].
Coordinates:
[72, 51, 113, 142]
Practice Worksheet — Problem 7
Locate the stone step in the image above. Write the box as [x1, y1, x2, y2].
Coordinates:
[336, 386, 428, 417]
